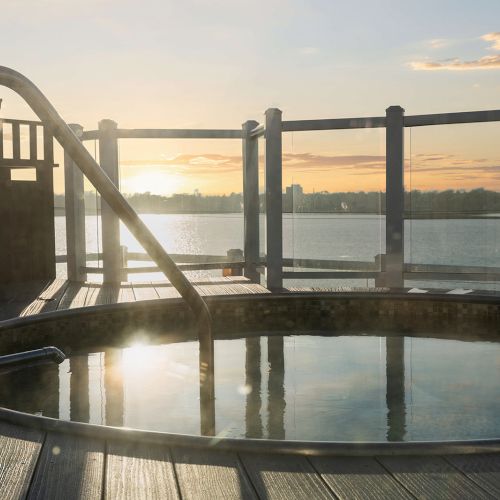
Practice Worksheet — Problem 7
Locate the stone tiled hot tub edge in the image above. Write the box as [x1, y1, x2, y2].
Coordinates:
[0, 291, 499, 354]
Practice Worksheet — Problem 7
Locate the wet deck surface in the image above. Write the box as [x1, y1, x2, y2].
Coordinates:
[1, 278, 500, 498]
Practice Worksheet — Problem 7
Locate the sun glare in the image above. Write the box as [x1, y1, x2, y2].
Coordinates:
[120, 171, 185, 196]
[122, 342, 160, 373]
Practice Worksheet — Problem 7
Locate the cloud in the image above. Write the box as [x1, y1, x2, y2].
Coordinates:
[121, 152, 386, 176]
[410, 31, 500, 71]
[410, 55, 500, 71]
[406, 153, 500, 186]
[428, 38, 450, 49]
[299, 47, 319, 55]
[482, 32, 500, 51]
[120, 151, 500, 188]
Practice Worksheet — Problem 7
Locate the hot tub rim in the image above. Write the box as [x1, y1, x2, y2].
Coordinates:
[1, 290, 500, 456]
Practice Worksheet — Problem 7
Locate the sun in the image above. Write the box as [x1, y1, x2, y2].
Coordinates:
[120, 170, 185, 196]
[122, 342, 162, 375]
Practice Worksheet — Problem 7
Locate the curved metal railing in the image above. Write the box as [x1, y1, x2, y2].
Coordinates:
[0, 346, 65, 368]
[0, 67, 215, 429]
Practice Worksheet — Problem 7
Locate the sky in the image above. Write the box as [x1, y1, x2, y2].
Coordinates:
[0, 0, 499, 195]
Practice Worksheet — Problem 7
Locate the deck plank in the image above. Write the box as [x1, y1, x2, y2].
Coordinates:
[84, 283, 103, 307]
[27, 432, 104, 500]
[117, 283, 136, 303]
[378, 455, 492, 500]
[238, 282, 270, 294]
[446, 454, 500, 498]
[105, 441, 179, 499]
[172, 447, 257, 499]
[57, 281, 91, 310]
[19, 279, 69, 316]
[154, 283, 181, 299]
[310, 456, 412, 500]
[0, 422, 44, 500]
[240, 452, 334, 500]
[93, 283, 121, 305]
[131, 282, 159, 301]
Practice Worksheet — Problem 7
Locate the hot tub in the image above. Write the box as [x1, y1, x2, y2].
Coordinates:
[1, 292, 499, 451]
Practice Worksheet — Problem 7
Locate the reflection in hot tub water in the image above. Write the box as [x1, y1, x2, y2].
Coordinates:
[1, 334, 500, 442]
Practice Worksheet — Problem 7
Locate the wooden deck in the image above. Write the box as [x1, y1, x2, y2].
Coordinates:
[1, 278, 500, 498]
[2, 418, 500, 499]
[0, 277, 269, 322]
[0, 276, 492, 322]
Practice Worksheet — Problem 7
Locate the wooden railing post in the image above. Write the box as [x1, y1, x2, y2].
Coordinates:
[41, 124, 56, 279]
[265, 109, 283, 290]
[99, 119, 121, 283]
[120, 245, 128, 282]
[242, 120, 260, 282]
[384, 105, 405, 288]
[64, 124, 87, 282]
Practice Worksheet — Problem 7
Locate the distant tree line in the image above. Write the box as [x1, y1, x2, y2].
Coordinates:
[53, 188, 500, 217]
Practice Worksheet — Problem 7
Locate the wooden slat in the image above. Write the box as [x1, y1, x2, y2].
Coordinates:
[172, 447, 257, 499]
[240, 453, 334, 500]
[0, 120, 4, 158]
[58, 282, 91, 310]
[91, 283, 120, 305]
[105, 441, 179, 499]
[117, 128, 242, 139]
[378, 455, 492, 500]
[20, 279, 69, 316]
[29, 123, 37, 161]
[404, 109, 500, 127]
[282, 271, 378, 280]
[153, 282, 181, 300]
[238, 283, 270, 294]
[84, 283, 103, 307]
[117, 282, 136, 303]
[195, 284, 230, 296]
[0, 422, 44, 500]
[11, 122, 20, 160]
[282, 116, 386, 131]
[310, 456, 412, 499]
[0, 159, 57, 168]
[131, 282, 159, 301]
[222, 276, 252, 283]
[27, 432, 104, 499]
[0, 118, 43, 127]
[446, 454, 500, 498]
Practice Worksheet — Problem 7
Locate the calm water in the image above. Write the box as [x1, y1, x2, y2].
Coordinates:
[54, 213, 500, 289]
[2, 333, 500, 442]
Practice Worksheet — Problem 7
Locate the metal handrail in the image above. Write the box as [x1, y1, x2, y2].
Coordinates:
[0, 347, 65, 368]
[0, 67, 215, 427]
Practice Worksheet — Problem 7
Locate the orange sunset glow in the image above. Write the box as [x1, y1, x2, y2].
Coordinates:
[1, 2, 499, 197]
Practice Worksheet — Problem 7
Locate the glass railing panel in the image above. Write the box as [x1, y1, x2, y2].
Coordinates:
[281, 128, 385, 288]
[117, 138, 244, 282]
[404, 122, 500, 292]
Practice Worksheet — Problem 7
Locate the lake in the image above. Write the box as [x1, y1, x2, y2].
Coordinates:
[54, 213, 500, 290]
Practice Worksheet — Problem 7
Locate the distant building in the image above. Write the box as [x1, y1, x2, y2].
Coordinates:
[284, 184, 304, 212]
[285, 184, 303, 199]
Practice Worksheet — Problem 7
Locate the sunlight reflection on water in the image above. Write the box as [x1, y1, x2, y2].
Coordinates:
[2, 334, 500, 442]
